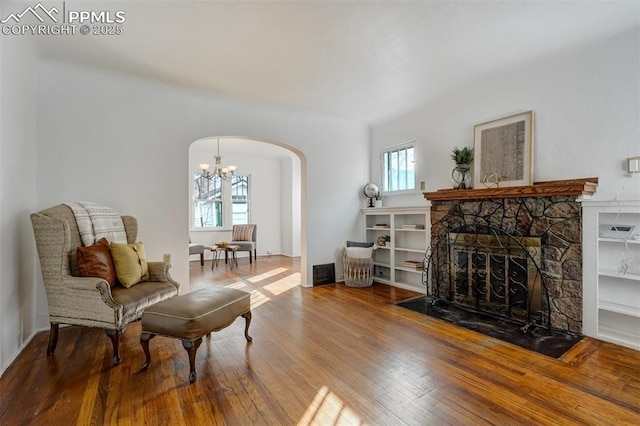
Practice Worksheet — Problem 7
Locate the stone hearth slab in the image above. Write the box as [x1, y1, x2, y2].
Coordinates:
[397, 296, 583, 358]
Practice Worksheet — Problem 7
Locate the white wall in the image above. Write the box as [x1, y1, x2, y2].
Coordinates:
[36, 59, 369, 309]
[281, 155, 302, 257]
[371, 28, 640, 205]
[188, 143, 285, 258]
[0, 35, 39, 375]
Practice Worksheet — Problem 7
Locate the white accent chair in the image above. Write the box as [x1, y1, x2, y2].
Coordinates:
[189, 238, 205, 266]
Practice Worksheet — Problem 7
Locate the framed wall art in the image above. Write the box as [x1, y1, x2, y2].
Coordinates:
[473, 110, 534, 188]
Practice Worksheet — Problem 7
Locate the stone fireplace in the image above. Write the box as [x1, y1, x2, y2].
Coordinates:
[424, 178, 598, 334]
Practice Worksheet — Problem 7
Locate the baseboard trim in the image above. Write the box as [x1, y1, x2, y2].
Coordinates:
[0, 325, 48, 378]
[1, 323, 74, 378]
[189, 253, 302, 262]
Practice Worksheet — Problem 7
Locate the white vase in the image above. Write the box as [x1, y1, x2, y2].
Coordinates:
[374, 200, 383, 208]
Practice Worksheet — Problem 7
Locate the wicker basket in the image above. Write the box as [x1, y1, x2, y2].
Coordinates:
[343, 248, 374, 287]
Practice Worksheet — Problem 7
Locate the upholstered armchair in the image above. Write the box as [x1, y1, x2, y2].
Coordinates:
[189, 239, 205, 266]
[31, 204, 180, 365]
[230, 224, 257, 263]
[343, 241, 376, 287]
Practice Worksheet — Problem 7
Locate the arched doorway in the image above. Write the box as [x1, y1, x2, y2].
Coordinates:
[187, 136, 307, 285]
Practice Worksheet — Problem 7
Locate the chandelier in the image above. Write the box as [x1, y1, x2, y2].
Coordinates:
[199, 138, 237, 182]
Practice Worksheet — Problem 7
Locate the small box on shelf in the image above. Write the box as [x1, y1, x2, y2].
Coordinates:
[371, 224, 390, 229]
[401, 224, 425, 230]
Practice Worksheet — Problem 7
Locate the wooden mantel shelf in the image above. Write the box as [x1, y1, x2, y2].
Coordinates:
[423, 177, 598, 201]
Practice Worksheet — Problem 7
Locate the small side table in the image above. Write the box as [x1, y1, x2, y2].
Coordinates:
[206, 245, 240, 270]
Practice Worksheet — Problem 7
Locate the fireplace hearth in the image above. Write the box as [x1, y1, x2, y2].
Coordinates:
[397, 295, 582, 358]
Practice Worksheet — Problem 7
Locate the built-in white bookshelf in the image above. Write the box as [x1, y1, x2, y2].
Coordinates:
[362, 206, 431, 293]
[582, 200, 640, 351]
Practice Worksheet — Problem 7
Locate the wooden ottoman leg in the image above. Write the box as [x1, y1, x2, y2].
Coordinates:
[241, 311, 253, 342]
[140, 333, 155, 371]
[182, 338, 202, 383]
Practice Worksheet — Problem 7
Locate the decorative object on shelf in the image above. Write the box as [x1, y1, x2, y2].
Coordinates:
[198, 138, 237, 182]
[474, 110, 534, 188]
[401, 224, 425, 229]
[374, 189, 383, 207]
[363, 183, 380, 208]
[599, 224, 636, 240]
[450, 146, 473, 190]
[371, 223, 390, 229]
[376, 235, 390, 246]
[481, 172, 504, 188]
[402, 260, 423, 270]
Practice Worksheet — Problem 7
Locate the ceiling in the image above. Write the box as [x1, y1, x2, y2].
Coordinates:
[190, 136, 293, 158]
[36, 0, 640, 124]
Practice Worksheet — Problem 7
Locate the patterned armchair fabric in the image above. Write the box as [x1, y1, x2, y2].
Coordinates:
[31, 204, 180, 365]
[230, 224, 257, 264]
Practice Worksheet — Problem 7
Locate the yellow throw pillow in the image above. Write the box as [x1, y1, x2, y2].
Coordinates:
[110, 242, 149, 288]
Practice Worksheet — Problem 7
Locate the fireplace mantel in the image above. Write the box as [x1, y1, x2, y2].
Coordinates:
[423, 177, 598, 201]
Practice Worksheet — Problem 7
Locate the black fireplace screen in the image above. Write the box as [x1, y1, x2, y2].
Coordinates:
[424, 225, 550, 329]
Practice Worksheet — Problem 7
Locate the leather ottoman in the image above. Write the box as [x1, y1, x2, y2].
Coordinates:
[140, 287, 252, 383]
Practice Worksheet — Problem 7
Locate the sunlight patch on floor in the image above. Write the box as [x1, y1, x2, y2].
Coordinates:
[263, 273, 301, 296]
[298, 386, 366, 426]
[226, 281, 248, 289]
[250, 290, 271, 309]
[247, 267, 288, 283]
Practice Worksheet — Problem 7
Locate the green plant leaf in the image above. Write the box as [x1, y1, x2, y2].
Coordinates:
[451, 146, 474, 164]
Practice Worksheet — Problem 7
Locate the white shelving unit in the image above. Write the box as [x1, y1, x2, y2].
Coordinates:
[362, 206, 431, 293]
[582, 199, 640, 351]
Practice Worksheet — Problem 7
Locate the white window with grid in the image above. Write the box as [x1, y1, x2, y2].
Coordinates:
[381, 142, 416, 192]
[231, 175, 250, 225]
[193, 173, 223, 228]
[192, 173, 251, 229]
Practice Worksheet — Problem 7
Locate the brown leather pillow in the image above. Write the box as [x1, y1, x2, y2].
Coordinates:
[77, 238, 117, 287]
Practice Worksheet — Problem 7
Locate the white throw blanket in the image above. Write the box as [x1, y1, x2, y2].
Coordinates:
[65, 201, 128, 246]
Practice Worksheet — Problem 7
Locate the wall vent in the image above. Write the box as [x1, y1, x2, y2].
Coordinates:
[312, 263, 335, 286]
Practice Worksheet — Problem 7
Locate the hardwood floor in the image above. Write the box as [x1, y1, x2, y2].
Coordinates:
[1, 255, 639, 425]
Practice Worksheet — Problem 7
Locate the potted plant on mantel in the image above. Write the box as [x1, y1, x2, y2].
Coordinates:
[450, 146, 473, 190]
